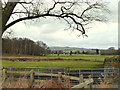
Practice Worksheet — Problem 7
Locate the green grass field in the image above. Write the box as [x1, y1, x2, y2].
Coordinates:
[2, 60, 103, 69]
[2, 54, 114, 69]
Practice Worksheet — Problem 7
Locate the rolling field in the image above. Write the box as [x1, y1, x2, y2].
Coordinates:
[2, 54, 114, 69]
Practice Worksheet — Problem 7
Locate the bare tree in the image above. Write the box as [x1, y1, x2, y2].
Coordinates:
[1, 0, 109, 36]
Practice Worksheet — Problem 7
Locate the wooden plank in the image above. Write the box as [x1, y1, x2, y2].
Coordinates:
[35, 72, 58, 77]
[7, 71, 80, 81]
[2, 69, 7, 84]
[79, 75, 83, 83]
[89, 75, 92, 89]
[7, 71, 30, 75]
[36, 72, 80, 81]
[58, 72, 62, 82]
[71, 79, 93, 88]
[62, 75, 80, 81]
[29, 70, 35, 88]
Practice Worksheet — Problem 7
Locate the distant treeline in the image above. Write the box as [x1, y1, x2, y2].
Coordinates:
[51, 49, 120, 55]
[2, 38, 51, 56]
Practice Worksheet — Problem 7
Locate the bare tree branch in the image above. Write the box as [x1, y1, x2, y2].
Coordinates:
[19, 3, 29, 16]
[2, 0, 109, 36]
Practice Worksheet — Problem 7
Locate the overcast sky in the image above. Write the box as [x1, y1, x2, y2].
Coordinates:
[3, 0, 119, 49]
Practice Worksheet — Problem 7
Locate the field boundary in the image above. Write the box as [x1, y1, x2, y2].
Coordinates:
[2, 69, 93, 88]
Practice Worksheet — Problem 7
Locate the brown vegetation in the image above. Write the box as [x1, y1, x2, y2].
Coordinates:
[2, 77, 71, 88]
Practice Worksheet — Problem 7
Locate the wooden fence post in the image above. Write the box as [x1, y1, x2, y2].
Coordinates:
[64, 73, 70, 82]
[58, 72, 62, 82]
[79, 75, 84, 89]
[79, 75, 83, 83]
[2, 69, 7, 84]
[29, 70, 35, 88]
[89, 75, 92, 89]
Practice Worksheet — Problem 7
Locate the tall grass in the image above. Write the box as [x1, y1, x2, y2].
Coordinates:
[2, 76, 71, 88]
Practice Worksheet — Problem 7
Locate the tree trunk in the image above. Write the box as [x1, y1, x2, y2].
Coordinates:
[2, 1, 19, 34]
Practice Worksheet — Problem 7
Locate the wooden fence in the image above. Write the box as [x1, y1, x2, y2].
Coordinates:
[2, 69, 93, 88]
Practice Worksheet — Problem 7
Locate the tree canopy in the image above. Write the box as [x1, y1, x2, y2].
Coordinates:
[1, 0, 109, 36]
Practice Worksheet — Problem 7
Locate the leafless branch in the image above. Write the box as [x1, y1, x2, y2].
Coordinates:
[2, 0, 109, 36]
